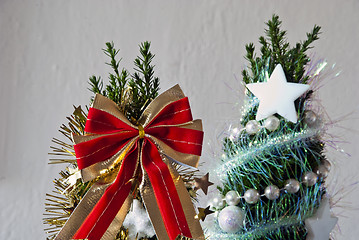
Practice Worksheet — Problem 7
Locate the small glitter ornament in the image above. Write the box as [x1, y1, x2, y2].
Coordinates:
[225, 191, 241, 206]
[243, 189, 260, 204]
[264, 185, 280, 200]
[245, 120, 261, 135]
[218, 206, 245, 233]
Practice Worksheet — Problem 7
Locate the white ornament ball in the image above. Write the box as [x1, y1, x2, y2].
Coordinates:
[264, 185, 280, 200]
[284, 179, 300, 193]
[211, 193, 225, 209]
[245, 120, 261, 135]
[263, 116, 280, 131]
[225, 191, 241, 206]
[302, 171, 318, 186]
[243, 189, 260, 204]
[218, 206, 245, 233]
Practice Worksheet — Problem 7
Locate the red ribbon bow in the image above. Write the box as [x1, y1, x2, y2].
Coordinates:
[56, 85, 204, 240]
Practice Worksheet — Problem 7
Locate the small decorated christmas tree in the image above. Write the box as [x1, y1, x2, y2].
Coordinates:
[43, 42, 206, 240]
[206, 15, 338, 240]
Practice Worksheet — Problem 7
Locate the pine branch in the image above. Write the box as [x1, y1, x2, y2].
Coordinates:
[87, 41, 159, 122]
[242, 14, 321, 86]
[128, 41, 160, 120]
[266, 14, 288, 67]
[88, 75, 104, 95]
[102, 42, 129, 104]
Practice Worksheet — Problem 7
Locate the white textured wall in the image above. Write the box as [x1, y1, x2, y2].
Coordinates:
[1, 1, 358, 239]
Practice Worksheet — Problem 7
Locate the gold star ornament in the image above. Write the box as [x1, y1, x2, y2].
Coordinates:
[195, 206, 214, 221]
[193, 172, 213, 195]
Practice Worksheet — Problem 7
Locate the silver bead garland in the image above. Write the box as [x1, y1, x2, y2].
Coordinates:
[228, 115, 282, 141]
[264, 185, 280, 200]
[284, 179, 300, 193]
[302, 171, 318, 186]
[243, 189, 260, 204]
[225, 190, 241, 206]
[303, 110, 318, 127]
[210, 168, 328, 209]
[245, 120, 261, 135]
[230, 110, 321, 139]
[263, 116, 280, 131]
[211, 193, 225, 209]
[316, 164, 329, 178]
[321, 159, 331, 171]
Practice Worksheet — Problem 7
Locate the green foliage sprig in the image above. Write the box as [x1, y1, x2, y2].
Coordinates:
[242, 15, 321, 84]
[129, 42, 160, 120]
[89, 41, 160, 122]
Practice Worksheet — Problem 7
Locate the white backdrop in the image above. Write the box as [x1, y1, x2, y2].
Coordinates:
[0, 0, 358, 239]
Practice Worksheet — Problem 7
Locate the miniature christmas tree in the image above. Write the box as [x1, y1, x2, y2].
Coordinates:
[206, 15, 337, 240]
[43, 42, 205, 240]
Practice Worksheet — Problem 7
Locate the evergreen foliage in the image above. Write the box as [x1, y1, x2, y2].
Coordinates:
[242, 15, 321, 85]
[89, 41, 160, 121]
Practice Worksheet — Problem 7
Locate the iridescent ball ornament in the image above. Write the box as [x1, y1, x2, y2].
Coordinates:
[218, 206, 245, 233]
[243, 189, 260, 204]
[245, 120, 261, 135]
[284, 179, 300, 193]
[264, 185, 280, 200]
[225, 190, 241, 206]
[263, 115, 280, 131]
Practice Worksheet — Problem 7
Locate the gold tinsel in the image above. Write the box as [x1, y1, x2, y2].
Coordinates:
[44, 106, 91, 239]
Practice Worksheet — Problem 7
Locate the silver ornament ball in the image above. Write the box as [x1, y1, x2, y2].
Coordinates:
[302, 171, 318, 186]
[264, 185, 280, 200]
[245, 120, 261, 135]
[316, 164, 329, 178]
[243, 189, 260, 204]
[211, 193, 225, 209]
[225, 190, 241, 206]
[263, 116, 280, 131]
[304, 110, 318, 127]
[218, 206, 245, 233]
[284, 179, 300, 193]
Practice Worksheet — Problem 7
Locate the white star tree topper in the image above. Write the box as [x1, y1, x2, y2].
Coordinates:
[305, 197, 338, 240]
[246, 64, 310, 123]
